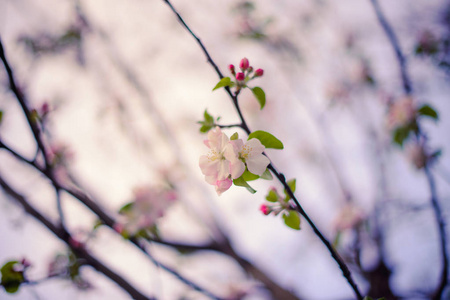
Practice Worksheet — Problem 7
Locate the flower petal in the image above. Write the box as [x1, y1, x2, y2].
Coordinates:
[199, 155, 220, 176]
[215, 178, 232, 195]
[247, 154, 270, 176]
[245, 138, 266, 156]
[230, 159, 245, 179]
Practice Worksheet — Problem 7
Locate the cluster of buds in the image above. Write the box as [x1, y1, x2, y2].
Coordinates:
[229, 57, 264, 91]
[259, 187, 289, 216]
[259, 184, 301, 230]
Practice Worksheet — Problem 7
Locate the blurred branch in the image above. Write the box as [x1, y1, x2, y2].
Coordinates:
[369, 0, 412, 94]
[0, 37, 50, 168]
[369, 1, 449, 298]
[425, 165, 449, 299]
[0, 40, 224, 300]
[0, 174, 154, 300]
[0, 37, 67, 231]
[1, 136, 300, 300]
[0, 140, 224, 300]
[161, 1, 363, 299]
[154, 237, 301, 300]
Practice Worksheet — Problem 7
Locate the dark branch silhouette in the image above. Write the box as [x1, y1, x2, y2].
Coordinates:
[161, 1, 363, 299]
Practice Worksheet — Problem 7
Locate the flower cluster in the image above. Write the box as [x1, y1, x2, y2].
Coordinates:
[199, 127, 270, 195]
[229, 57, 264, 91]
[259, 184, 301, 230]
[115, 186, 177, 237]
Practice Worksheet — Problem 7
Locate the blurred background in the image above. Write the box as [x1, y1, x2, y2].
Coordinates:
[0, 0, 449, 299]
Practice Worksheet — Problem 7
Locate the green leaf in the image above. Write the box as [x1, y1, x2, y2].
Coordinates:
[119, 202, 133, 214]
[283, 210, 301, 230]
[230, 132, 239, 141]
[287, 179, 296, 193]
[233, 176, 256, 194]
[213, 77, 232, 91]
[241, 169, 259, 181]
[260, 168, 273, 180]
[284, 178, 296, 200]
[248, 130, 284, 149]
[0, 110, 3, 124]
[203, 109, 214, 123]
[333, 231, 342, 249]
[198, 110, 215, 133]
[431, 149, 442, 159]
[200, 125, 212, 133]
[251, 87, 266, 109]
[265, 189, 279, 202]
[93, 219, 104, 230]
[1, 261, 24, 294]
[393, 126, 411, 147]
[418, 104, 438, 121]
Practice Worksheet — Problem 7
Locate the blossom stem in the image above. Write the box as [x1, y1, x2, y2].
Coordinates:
[267, 164, 363, 299]
[162, 1, 363, 298]
[217, 123, 244, 129]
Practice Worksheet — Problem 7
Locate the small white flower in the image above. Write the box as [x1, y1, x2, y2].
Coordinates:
[226, 138, 270, 176]
[199, 127, 232, 182]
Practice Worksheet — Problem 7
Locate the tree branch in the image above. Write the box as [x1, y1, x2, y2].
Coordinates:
[0, 174, 154, 300]
[369, 0, 412, 94]
[161, 1, 363, 298]
[0, 40, 224, 300]
[369, 1, 449, 297]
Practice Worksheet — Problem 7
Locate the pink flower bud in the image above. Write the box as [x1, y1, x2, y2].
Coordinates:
[255, 69, 264, 77]
[248, 66, 253, 73]
[239, 58, 249, 70]
[260, 204, 270, 215]
[229, 64, 235, 75]
[236, 72, 245, 82]
[41, 102, 50, 115]
[113, 223, 124, 234]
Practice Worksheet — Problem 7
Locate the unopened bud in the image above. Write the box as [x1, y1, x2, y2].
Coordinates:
[41, 102, 50, 115]
[247, 66, 253, 73]
[236, 72, 245, 82]
[239, 58, 249, 71]
[260, 204, 270, 215]
[255, 69, 264, 77]
[229, 64, 235, 75]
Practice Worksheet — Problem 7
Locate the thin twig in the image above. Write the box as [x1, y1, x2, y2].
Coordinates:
[161, 1, 363, 299]
[0, 37, 68, 231]
[0, 38, 50, 168]
[425, 165, 449, 300]
[369, 0, 412, 94]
